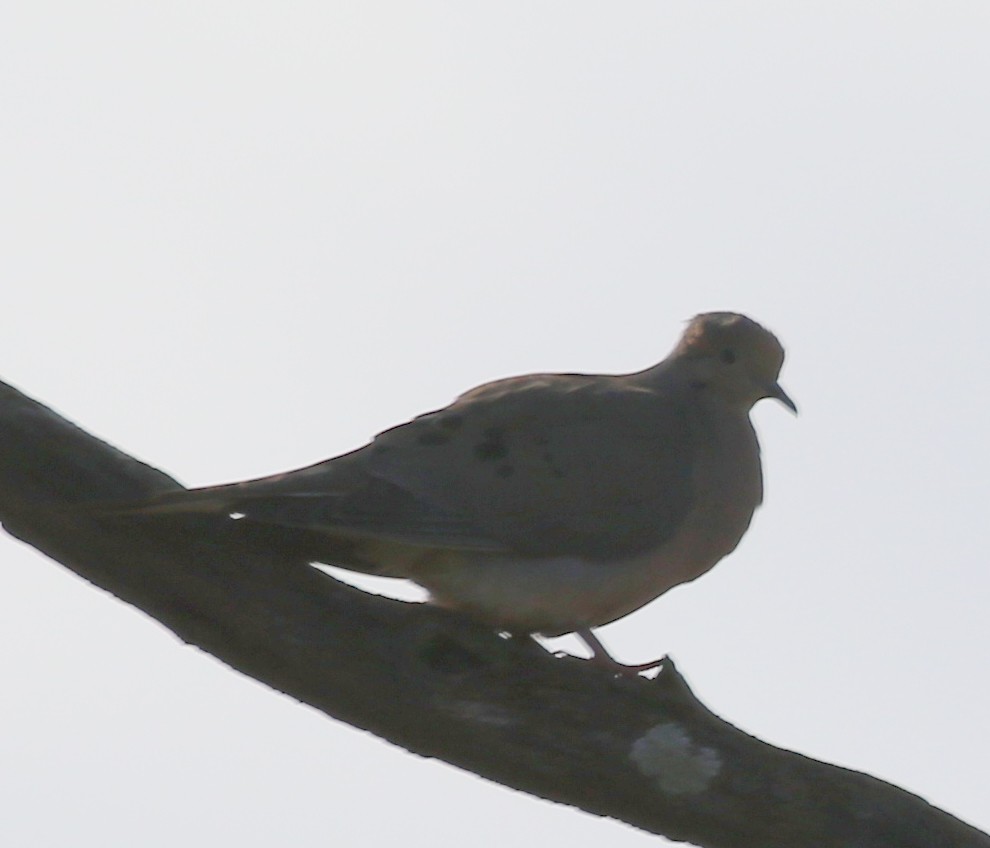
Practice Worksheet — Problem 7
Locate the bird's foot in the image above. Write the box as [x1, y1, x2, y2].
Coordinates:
[575, 628, 666, 677]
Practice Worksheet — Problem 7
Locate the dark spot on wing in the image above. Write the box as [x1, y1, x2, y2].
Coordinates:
[474, 426, 508, 461]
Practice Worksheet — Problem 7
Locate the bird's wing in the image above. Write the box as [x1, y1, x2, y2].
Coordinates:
[190, 373, 700, 561]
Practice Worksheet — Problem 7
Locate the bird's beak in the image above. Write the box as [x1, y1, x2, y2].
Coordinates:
[767, 382, 798, 414]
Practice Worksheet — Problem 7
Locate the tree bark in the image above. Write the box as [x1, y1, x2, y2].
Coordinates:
[0, 378, 985, 848]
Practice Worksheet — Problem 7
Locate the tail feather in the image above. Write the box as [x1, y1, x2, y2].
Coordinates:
[141, 489, 236, 515]
[90, 484, 243, 517]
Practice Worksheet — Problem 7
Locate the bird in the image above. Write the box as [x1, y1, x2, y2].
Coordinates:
[131, 312, 795, 673]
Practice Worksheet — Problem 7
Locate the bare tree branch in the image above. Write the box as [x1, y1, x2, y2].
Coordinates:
[1, 378, 985, 848]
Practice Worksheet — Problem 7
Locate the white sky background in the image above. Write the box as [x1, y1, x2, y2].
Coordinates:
[1, 2, 988, 845]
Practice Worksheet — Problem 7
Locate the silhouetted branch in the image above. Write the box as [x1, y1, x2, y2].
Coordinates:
[0, 378, 985, 848]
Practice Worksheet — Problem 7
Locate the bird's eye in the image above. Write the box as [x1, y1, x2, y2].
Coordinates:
[719, 348, 737, 365]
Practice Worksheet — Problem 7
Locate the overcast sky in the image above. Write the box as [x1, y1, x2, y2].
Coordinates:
[2, 3, 988, 845]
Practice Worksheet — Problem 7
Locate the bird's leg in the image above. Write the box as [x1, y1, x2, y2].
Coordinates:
[575, 628, 666, 677]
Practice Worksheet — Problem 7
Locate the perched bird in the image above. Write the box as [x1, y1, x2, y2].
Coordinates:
[135, 312, 795, 673]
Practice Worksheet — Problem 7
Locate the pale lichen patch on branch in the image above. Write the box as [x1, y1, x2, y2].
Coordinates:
[442, 699, 517, 728]
[630, 722, 722, 796]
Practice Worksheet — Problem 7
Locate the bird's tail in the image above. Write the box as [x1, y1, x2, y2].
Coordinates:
[83, 484, 417, 580]
[95, 484, 243, 517]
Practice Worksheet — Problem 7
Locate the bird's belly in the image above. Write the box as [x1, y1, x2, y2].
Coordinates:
[413, 511, 749, 637]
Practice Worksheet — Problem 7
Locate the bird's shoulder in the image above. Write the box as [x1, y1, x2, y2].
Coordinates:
[393, 369, 690, 437]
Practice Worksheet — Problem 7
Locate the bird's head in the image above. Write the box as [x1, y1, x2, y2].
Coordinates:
[675, 312, 796, 413]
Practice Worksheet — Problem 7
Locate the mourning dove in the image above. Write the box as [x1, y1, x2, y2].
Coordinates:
[135, 312, 795, 672]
